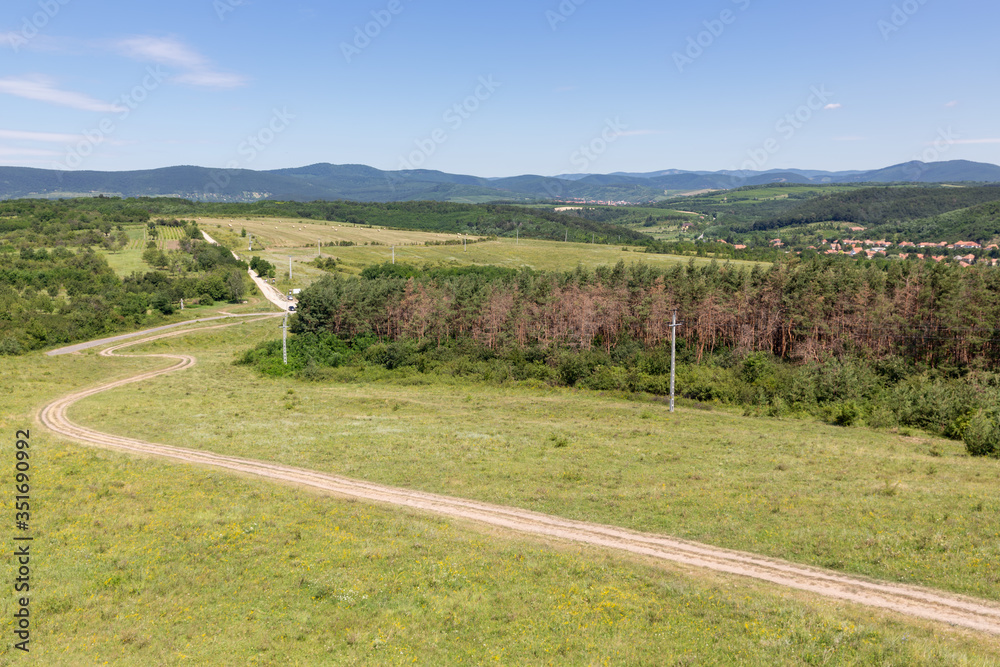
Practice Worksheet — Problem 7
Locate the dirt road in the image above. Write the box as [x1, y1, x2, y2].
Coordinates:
[38, 322, 1000, 636]
[201, 230, 294, 311]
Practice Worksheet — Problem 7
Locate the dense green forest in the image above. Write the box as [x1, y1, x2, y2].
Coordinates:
[745, 186, 1000, 234]
[239, 259, 1000, 456]
[660, 184, 1000, 243]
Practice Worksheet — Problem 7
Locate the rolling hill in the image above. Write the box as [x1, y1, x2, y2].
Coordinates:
[2, 160, 1000, 204]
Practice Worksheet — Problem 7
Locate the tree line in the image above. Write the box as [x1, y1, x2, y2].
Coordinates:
[290, 258, 1000, 369]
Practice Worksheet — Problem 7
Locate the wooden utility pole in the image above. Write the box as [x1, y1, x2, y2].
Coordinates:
[669, 310, 684, 412]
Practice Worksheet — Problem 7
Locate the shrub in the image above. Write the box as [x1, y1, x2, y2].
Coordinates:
[827, 401, 859, 427]
[151, 291, 174, 315]
[0, 336, 24, 355]
[963, 408, 1000, 457]
[580, 365, 629, 391]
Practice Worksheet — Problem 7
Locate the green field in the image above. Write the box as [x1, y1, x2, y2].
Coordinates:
[100, 224, 204, 277]
[10, 205, 1000, 663]
[4, 323, 1000, 664]
[98, 217, 762, 285]
[68, 320, 1000, 601]
[196, 217, 470, 250]
[99, 247, 150, 276]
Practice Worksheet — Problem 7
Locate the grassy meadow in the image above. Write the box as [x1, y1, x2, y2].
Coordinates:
[196, 215, 762, 277]
[94, 217, 762, 290]
[67, 319, 1000, 601]
[3, 324, 1000, 664]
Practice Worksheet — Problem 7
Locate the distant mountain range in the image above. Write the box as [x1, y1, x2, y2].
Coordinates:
[2, 160, 1000, 204]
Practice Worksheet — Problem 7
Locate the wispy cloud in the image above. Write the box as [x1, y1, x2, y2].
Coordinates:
[0, 129, 81, 142]
[116, 36, 246, 89]
[613, 129, 663, 137]
[824, 103, 842, 110]
[947, 138, 1000, 145]
[173, 70, 247, 89]
[945, 100, 959, 108]
[0, 75, 125, 112]
[0, 146, 62, 157]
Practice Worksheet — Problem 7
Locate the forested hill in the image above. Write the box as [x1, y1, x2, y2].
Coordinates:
[0, 197, 652, 244]
[4, 159, 1000, 204]
[747, 186, 1000, 231]
[662, 184, 1000, 240]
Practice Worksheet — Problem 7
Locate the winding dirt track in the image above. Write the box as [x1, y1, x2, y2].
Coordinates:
[39, 321, 1000, 636]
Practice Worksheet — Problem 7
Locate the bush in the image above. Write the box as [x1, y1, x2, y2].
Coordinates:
[556, 351, 592, 386]
[827, 401, 859, 427]
[151, 291, 174, 315]
[580, 365, 629, 391]
[363, 340, 416, 370]
[0, 336, 24, 355]
[963, 408, 1000, 457]
[199, 293, 214, 306]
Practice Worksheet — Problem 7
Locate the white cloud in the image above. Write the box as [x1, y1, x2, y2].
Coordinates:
[949, 138, 1000, 145]
[824, 103, 842, 110]
[173, 70, 247, 89]
[612, 130, 663, 137]
[118, 36, 205, 69]
[945, 100, 959, 108]
[0, 75, 125, 112]
[116, 36, 246, 89]
[0, 129, 81, 142]
[0, 147, 61, 157]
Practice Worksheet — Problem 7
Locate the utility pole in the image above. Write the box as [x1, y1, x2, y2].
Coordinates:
[669, 310, 684, 413]
[248, 233, 252, 251]
[392, 246, 395, 264]
[318, 240, 321, 257]
[565, 229, 568, 243]
[281, 312, 289, 365]
[516, 225, 519, 245]
[288, 256, 292, 280]
[464, 237, 467, 252]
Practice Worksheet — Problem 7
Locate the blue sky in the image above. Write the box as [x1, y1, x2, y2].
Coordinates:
[1, 0, 997, 176]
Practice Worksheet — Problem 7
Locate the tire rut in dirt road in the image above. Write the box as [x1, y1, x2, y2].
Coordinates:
[37, 321, 1000, 636]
